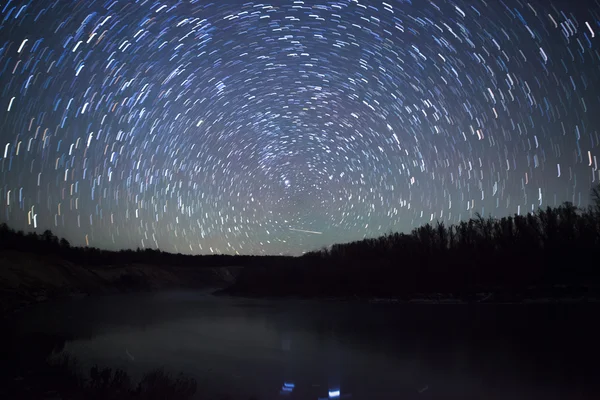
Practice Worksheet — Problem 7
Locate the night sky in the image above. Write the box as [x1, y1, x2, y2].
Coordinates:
[0, 0, 599, 255]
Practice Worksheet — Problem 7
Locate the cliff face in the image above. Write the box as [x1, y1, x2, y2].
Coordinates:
[0, 250, 241, 314]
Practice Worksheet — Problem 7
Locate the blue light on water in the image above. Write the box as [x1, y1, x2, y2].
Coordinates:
[281, 382, 295, 393]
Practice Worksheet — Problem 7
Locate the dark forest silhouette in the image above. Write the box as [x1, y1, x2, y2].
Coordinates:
[229, 186, 600, 300]
[2, 185, 600, 300]
[0, 223, 287, 268]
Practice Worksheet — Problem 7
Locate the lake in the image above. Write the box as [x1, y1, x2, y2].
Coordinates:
[4, 292, 599, 399]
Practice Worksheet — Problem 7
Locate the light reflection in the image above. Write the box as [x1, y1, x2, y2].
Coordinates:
[280, 381, 295, 395]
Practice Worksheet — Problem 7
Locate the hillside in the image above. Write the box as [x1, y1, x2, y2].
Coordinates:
[0, 250, 240, 314]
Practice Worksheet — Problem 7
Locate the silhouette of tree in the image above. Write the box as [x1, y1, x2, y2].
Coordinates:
[225, 196, 599, 299]
[3, 189, 600, 300]
[591, 184, 600, 214]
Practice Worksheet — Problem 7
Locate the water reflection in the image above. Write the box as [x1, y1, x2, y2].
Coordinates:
[278, 331, 348, 400]
[6, 292, 600, 399]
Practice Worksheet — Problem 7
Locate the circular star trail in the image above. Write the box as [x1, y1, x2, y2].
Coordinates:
[1, 0, 599, 255]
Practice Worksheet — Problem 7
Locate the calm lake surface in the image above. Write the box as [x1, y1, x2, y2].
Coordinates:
[6, 292, 600, 399]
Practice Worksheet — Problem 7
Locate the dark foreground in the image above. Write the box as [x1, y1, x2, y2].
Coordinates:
[4, 354, 198, 400]
[2, 292, 599, 400]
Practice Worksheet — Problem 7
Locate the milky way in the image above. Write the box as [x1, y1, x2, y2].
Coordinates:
[0, 0, 599, 255]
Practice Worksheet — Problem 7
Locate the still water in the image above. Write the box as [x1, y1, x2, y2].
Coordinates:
[7, 292, 600, 399]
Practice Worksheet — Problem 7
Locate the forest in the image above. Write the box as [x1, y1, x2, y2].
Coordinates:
[229, 186, 600, 300]
[0, 223, 287, 268]
[2, 186, 600, 300]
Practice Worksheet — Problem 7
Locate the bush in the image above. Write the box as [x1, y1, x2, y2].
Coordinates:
[43, 354, 197, 400]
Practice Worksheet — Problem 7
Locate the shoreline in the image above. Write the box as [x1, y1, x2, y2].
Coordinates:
[218, 285, 600, 305]
[3, 246, 599, 317]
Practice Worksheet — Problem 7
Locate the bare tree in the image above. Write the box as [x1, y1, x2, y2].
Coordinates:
[592, 184, 600, 214]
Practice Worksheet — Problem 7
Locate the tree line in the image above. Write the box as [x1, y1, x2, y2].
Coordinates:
[0, 223, 287, 268]
[3, 186, 600, 299]
[229, 186, 600, 299]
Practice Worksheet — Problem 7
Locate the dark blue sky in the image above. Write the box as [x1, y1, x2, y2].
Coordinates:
[1, 0, 599, 255]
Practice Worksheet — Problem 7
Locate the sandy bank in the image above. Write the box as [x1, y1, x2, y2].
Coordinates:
[0, 250, 240, 314]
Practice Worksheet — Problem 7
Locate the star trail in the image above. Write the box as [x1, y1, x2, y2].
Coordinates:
[0, 0, 599, 255]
